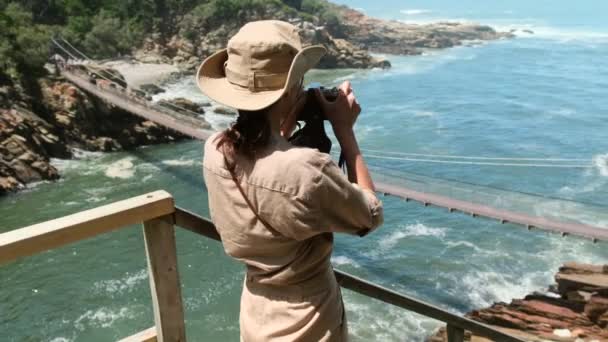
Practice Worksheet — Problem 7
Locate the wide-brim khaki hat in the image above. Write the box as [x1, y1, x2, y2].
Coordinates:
[196, 20, 326, 111]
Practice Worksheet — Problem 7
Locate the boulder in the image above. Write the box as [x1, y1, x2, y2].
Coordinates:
[214, 106, 236, 116]
[159, 98, 205, 116]
[140, 83, 166, 95]
[429, 262, 608, 342]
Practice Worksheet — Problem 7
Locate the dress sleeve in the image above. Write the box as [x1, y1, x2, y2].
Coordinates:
[313, 156, 384, 236]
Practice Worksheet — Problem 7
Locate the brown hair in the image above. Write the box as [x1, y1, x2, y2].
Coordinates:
[215, 109, 272, 172]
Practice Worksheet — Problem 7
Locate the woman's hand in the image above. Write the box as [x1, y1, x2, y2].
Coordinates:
[314, 81, 361, 131]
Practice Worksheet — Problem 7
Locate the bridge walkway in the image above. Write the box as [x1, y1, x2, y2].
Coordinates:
[60, 68, 608, 243]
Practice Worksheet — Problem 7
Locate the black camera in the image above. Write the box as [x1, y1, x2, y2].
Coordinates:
[289, 87, 340, 155]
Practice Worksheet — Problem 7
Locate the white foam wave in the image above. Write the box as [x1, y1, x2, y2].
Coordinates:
[400, 9, 432, 16]
[445, 240, 483, 253]
[346, 297, 439, 341]
[593, 153, 608, 177]
[104, 157, 135, 179]
[379, 223, 447, 250]
[457, 270, 543, 308]
[74, 307, 133, 330]
[94, 269, 148, 295]
[396, 15, 608, 43]
[204, 110, 234, 131]
[85, 196, 106, 204]
[152, 77, 208, 103]
[71, 148, 104, 160]
[369, 48, 478, 80]
[488, 20, 608, 42]
[50, 158, 84, 173]
[398, 17, 475, 25]
[414, 110, 436, 117]
[331, 255, 360, 268]
[49, 338, 72, 342]
[162, 159, 197, 167]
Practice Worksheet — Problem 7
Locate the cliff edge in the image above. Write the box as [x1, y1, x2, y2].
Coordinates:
[429, 262, 608, 342]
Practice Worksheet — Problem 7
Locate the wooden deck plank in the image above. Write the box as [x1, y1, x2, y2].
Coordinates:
[0, 191, 174, 265]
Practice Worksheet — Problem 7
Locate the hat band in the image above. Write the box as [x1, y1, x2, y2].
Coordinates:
[225, 66, 287, 92]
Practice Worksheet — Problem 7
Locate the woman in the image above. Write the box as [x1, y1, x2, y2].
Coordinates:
[198, 20, 384, 341]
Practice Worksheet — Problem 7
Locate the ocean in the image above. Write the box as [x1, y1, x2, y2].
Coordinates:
[1, 1, 608, 341]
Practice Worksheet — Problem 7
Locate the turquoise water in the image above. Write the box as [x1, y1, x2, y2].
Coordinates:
[2, 2, 608, 341]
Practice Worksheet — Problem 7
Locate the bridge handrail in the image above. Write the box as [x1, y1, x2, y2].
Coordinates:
[0, 192, 526, 341]
[174, 207, 525, 342]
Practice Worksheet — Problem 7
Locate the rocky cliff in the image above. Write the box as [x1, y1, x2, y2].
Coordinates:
[429, 262, 608, 342]
[133, 2, 512, 71]
[0, 75, 186, 195]
[330, 6, 514, 56]
[135, 17, 391, 71]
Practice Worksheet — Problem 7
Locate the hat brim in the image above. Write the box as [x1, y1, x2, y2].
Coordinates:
[196, 45, 326, 111]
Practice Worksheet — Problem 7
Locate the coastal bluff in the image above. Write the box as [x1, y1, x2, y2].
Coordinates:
[1, 0, 514, 194]
[429, 262, 608, 342]
[133, 1, 512, 71]
[0, 76, 186, 194]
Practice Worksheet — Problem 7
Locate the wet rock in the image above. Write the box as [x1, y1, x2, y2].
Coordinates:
[0, 106, 66, 193]
[140, 83, 166, 95]
[428, 262, 608, 342]
[213, 106, 236, 116]
[159, 97, 205, 117]
[0, 176, 20, 193]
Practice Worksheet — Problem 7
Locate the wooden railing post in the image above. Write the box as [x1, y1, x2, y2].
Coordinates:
[446, 324, 465, 342]
[143, 215, 186, 342]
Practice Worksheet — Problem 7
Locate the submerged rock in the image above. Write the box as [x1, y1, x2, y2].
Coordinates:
[213, 106, 236, 116]
[158, 97, 206, 117]
[140, 83, 166, 95]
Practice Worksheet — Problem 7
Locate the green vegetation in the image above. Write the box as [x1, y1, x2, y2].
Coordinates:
[301, 0, 342, 34]
[0, 0, 342, 85]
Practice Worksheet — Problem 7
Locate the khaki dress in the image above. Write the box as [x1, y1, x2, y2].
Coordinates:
[203, 132, 383, 342]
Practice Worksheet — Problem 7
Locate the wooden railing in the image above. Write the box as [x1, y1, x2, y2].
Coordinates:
[0, 191, 525, 342]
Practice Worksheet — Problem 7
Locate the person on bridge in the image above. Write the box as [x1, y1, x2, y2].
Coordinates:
[197, 20, 383, 341]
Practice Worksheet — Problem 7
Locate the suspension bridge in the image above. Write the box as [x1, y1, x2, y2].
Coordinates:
[50, 37, 608, 243]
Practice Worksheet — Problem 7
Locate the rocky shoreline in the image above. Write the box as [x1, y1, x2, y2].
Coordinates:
[0, 76, 187, 194]
[429, 262, 608, 342]
[1, 1, 516, 195]
[329, 5, 514, 56]
[133, 3, 512, 71]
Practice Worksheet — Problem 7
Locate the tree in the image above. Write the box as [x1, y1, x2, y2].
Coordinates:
[82, 10, 141, 58]
[282, 0, 302, 10]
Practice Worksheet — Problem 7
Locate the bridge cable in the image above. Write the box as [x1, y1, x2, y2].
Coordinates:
[53, 38, 607, 210]
[363, 153, 593, 168]
[360, 148, 589, 162]
[366, 160, 608, 208]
